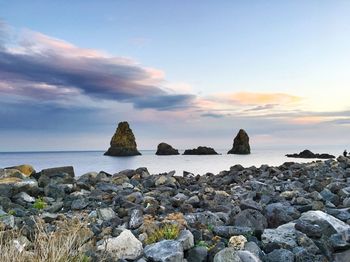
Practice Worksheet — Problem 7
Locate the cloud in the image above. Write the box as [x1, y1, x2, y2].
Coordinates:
[208, 92, 301, 106]
[201, 112, 226, 118]
[0, 30, 194, 110]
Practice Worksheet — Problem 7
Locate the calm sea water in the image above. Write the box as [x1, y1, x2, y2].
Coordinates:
[0, 146, 343, 177]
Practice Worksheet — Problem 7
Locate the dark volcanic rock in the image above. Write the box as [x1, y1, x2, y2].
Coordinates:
[183, 146, 218, 155]
[156, 142, 179, 155]
[228, 129, 250, 155]
[286, 149, 335, 159]
[104, 121, 141, 156]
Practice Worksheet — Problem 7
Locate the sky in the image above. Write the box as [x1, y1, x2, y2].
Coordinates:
[0, 0, 350, 151]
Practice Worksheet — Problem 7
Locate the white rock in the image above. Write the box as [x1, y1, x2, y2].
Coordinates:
[97, 230, 143, 260]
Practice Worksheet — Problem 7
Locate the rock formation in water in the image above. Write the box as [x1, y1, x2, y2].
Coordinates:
[183, 146, 218, 155]
[286, 149, 335, 159]
[156, 143, 179, 155]
[228, 129, 251, 154]
[104, 122, 141, 156]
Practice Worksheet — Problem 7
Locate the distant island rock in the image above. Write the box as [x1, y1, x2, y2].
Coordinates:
[286, 149, 335, 159]
[183, 146, 218, 155]
[228, 129, 251, 154]
[104, 121, 141, 156]
[156, 143, 179, 155]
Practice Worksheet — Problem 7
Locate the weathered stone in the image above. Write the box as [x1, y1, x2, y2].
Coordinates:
[185, 211, 224, 227]
[228, 129, 250, 155]
[71, 198, 89, 210]
[129, 209, 143, 229]
[213, 247, 241, 262]
[97, 208, 116, 221]
[228, 235, 247, 250]
[38, 166, 75, 187]
[97, 230, 143, 260]
[299, 210, 350, 234]
[213, 226, 254, 238]
[144, 240, 184, 262]
[261, 223, 298, 253]
[265, 249, 294, 262]
[156, 143, 179, 155]
[233, 209, 267, 235]
[264, 202, 300, 228]
[5, 165, 35, 177]
[237, 250, 261, 262]
[104, 121, 141, 156]
[187, 246, 208, 262]
[177, 229, 194, 251]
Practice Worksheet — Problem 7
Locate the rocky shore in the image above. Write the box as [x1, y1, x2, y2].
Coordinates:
[1, 157, 350, 261]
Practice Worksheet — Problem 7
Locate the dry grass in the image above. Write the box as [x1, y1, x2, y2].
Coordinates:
[0, 217, 95, 262]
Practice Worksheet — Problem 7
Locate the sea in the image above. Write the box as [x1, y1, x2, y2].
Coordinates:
[0, 146, 343, 177]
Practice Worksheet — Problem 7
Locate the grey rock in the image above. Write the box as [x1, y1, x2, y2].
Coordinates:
[213, 247, 241, 262]
[320, 188, 339, 205]
[213, 226, 254, 238]
[239, 200, 262, 212]
[38, 166, 74, 187]
[299, 210, 350, 234]
[97, 207, 116, 221]
[177, 229, 194, 251]
[41, 212, 58, 223]
[144, 240, 184, 262]
[265, 249, 294, 262]
[233, 209, 267, 235]
[185, 211, 224, 227]
[71, 198, 89, 210]
[187, 246, 207, 262]
[129, 209, 143, 229]
[237, 250, 261, 262]
[261, 223, 298, 253]
[264, 202, 300, 228]
[13, 192, 35, 204]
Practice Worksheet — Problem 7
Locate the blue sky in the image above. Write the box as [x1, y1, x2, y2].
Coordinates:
[0, 1, 350, 151]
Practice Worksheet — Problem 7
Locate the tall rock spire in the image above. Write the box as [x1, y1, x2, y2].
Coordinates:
[104, 121, 141, 156]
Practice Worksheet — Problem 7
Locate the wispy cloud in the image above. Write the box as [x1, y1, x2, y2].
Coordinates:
[0, 30, 194, 110]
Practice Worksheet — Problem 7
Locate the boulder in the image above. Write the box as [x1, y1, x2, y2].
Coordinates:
[97, 230, 143, 260]
[104, 121, 141, 156]
[265, 249, 294, 262]
[213, 247, 242, 262]
[144, 240, 184, 262]
[264, 202, 300, 228]
[5, 164, 35, 177]
[228, 129, 250, 155]
[261, 223, 298, 253]
[38, 166, 75, 187]
[177, 229, 194, 251]
[232, 209, 267, 235]
[298, 210, 350, 234]
[156, 143, 179, 155]
[286, 149, 335, 159]
[183, 146, 218, 155]
[187, 246, 208, 262]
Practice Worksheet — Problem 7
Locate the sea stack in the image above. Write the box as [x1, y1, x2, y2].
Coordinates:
[156, 143, 179, 155]
[104, 121, 141, 156]
[183, 146, 218, 155]
[228, 129, 251, 154]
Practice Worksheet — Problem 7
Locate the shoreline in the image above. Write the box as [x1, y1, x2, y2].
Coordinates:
[1, 157, 350, 261]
